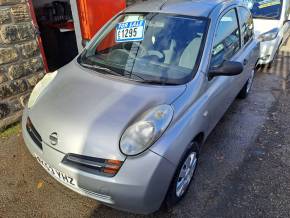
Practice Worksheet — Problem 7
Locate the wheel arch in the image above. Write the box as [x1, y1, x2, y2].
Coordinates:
[162, 132, 204, 209]
[193, 132, 205, 146]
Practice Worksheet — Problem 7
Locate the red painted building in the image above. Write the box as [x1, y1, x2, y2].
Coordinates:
[29, 0, 127, 72]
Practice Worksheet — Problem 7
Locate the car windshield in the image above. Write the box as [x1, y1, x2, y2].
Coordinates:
[251, 0, 283, 19]
[78, 13, 208, 85]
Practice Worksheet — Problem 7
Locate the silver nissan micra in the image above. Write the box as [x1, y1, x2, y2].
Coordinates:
[22, 0, 260, 214]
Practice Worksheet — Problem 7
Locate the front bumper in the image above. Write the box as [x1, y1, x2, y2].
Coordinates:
[259, 39, 280, 65]
[22, 110, 175, 214]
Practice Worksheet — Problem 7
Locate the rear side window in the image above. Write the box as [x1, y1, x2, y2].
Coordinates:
[239, 7, 254, 45]
[211, 9, 241, 68]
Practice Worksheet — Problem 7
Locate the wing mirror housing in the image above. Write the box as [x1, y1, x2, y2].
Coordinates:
[208, 61, 244, 80]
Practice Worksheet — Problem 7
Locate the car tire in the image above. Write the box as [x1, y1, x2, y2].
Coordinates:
[238, 68, 255, 99]
[164, 142, 200, 208]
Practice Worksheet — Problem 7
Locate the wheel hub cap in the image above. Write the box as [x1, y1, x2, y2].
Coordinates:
[176, 152, 197, 197]
[246, 70, 255, 93]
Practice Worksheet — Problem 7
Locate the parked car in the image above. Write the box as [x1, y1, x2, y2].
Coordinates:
[22, 0, 260, 214]
[250, 0, 290, 66]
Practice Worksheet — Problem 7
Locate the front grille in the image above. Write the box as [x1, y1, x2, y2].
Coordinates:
[26, 117, 43, 150]
[62, 154, 123, 177]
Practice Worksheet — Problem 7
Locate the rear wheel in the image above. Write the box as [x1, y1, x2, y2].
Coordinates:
[238, 68, 255, 99]
[164, 142, 199, 208]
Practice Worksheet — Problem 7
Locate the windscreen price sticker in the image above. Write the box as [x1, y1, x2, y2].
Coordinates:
[116, 20, 146, 42]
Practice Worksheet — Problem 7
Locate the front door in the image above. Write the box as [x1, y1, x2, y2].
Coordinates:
[207, 8, 248, 131]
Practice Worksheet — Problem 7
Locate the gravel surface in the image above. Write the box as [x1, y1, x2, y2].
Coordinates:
[0, 42, 290, 218]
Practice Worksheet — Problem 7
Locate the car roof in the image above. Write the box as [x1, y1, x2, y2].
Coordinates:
[125, 0, 239, 17]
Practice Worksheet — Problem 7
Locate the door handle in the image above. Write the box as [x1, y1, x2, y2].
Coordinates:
[243, 59, 248, 66]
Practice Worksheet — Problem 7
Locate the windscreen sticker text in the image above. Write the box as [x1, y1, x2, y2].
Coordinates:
[213, 44, 224, 56]
[116, 20, 145, 42]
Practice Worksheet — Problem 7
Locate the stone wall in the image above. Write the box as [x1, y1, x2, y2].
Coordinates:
[0, 0, 44, 130]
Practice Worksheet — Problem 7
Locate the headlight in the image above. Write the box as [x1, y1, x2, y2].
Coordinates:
[120, 105, 174, 156]
[259, 28, 279, 42]
[28, 71, 57, 108]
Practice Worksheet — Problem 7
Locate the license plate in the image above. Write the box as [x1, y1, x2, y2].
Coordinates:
[36, 155, 76, 187]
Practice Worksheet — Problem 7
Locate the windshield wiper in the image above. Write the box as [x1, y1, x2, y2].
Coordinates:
[130, 73, 179, 85]
[80, 64, 178, 85]
[135, 79, 179, 85]
[79, 63, 122, 76]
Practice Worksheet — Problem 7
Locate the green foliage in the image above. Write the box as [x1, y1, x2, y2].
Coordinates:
[0, 123, 21, 139]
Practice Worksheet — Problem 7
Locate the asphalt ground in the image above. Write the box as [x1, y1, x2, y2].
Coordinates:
[0, 41, 290, 218]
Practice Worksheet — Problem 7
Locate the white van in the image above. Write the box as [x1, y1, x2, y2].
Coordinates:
[250, 0, 290, 66]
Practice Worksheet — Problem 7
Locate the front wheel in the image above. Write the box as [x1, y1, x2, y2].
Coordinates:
[164, 142, 199, 208]
[238, 68, 255, 99]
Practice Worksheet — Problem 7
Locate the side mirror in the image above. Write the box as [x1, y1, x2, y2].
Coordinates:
[208, 61, 244, 79]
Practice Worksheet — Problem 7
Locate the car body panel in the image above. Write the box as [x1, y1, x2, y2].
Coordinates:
[126, 0, 219, 17]
[253, 0, 290, 64]
[151, 4, 260, 165]
[259, 38, 281, 64]
[22, 0, 260, 214]
[28, 61, 186, 161]
[22, 111, 175, 214]
[254, 19, 283, 64]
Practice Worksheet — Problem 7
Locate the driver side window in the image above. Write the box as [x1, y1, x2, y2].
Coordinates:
[211, 9, 241, 68]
